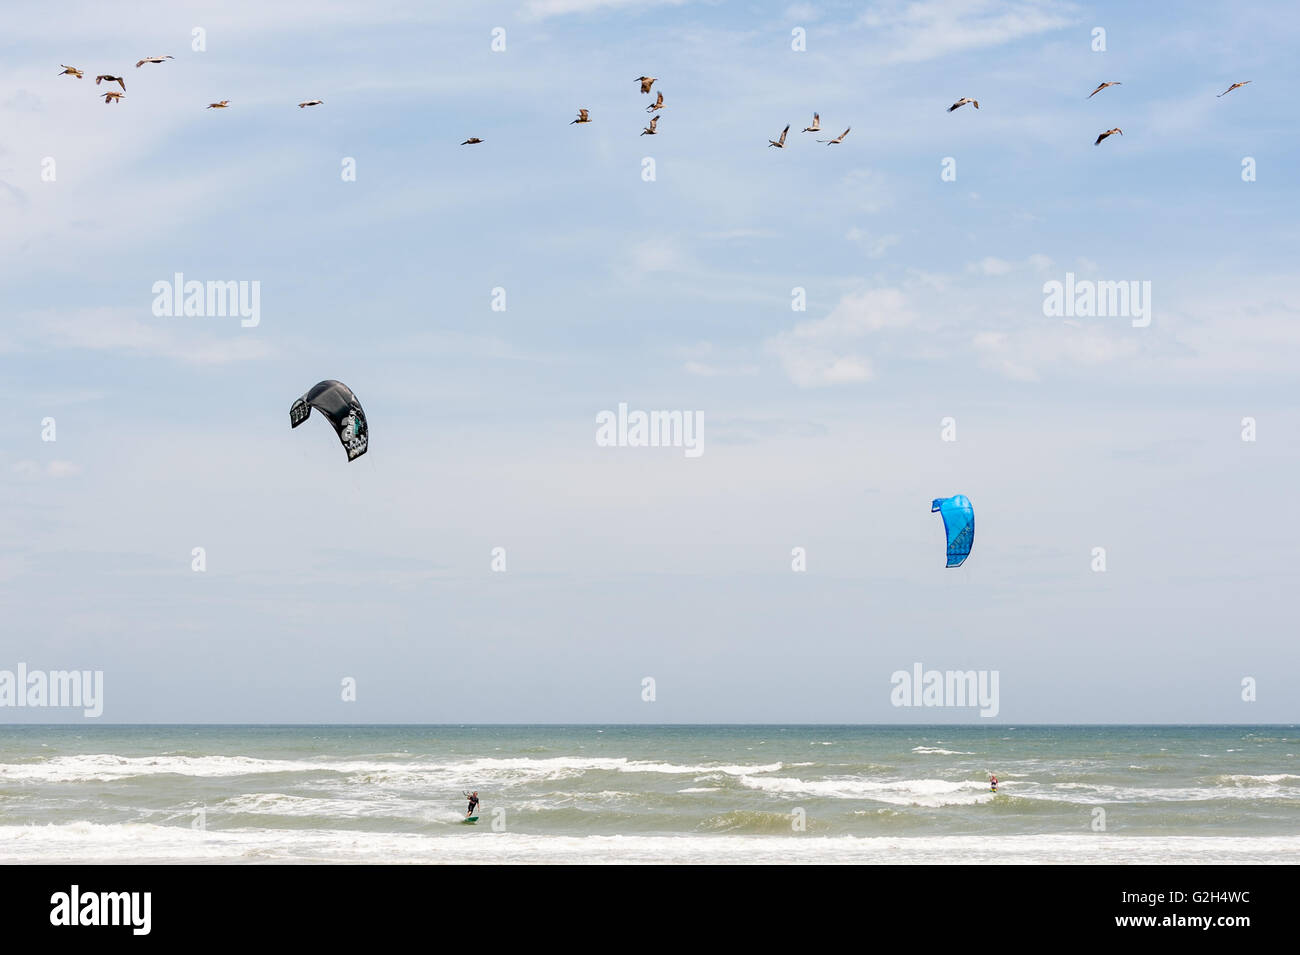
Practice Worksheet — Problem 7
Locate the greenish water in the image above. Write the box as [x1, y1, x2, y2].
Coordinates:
[1, 725, 1296, 863]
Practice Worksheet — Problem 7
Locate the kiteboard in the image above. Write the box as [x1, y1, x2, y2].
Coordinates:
[463, 816, 479, 824]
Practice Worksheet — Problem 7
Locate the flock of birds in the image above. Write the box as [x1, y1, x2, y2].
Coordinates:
[57, 57, 325, 110]
[55, 61, 1254, 148]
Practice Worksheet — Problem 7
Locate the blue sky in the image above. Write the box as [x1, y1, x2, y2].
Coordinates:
[1, 0, 1297, 722]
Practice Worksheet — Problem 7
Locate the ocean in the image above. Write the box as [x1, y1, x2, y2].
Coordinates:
[1, 725, 1296, 864]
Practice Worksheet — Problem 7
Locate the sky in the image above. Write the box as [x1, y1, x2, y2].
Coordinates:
[1, 0, 1297, 723]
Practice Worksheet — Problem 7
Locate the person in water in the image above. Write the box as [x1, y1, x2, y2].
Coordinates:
[989, 774, 998, 793]
[464, 790, 480, 817]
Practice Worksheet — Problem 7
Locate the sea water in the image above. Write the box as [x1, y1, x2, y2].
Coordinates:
[1, 724, 1296, 864]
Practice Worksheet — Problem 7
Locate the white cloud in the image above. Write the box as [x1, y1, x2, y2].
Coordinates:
[11, 460, 81, 479]
[524, 0, 691, 18]
[974, 256, 1013, 276]
[785, 3, 819, 21]
[845, 227, 900, 258]
[767, 287, 913, 387]
[684, 360, 759, 377]
[9, 307, 272, 365]
[1166, 289, 1300, 375]
[856, 0, 1077, 64]
[968, 254, 1053, 276]
[974, 326, 1140, 381]
[702, 229, 777, 241]
[628, 237, 684, 272]
[839, 168, 891, 213]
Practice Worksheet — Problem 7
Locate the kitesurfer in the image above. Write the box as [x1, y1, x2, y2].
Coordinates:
[464, 790, 480, 817]
[989, 774, 998, 793]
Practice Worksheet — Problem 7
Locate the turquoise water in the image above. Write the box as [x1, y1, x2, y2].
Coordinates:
[1, 725, 1296, 863]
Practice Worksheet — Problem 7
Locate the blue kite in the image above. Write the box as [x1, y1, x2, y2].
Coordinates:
[931, 495, 974, 567]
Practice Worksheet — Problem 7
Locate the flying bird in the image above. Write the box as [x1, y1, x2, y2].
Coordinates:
[95, 74, 125, 91]
[298, 100, 323, 108]
[801, 112, 820, 132]
[1094, 127, 1122, 145]
[101, 91, 124, 104]
[636, 76, 657, 94]
[571, 108, 591, 124]
[640, 115, 659, 136]
[1088, 82, 1121, 98]
[646, 91, 664, 113]
[136, 55, 173, 67]
[948, 97, 979, 112]
[1217, 81, 1251, 97]
[768, 124, 789, 148]
[206, 100, 230, 109]
[461, 137, 483, 145]
[818, 127, 850, 144]
[58, 65, 83, 78]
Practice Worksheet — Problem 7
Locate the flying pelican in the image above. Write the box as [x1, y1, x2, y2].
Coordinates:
[818, 127, 850, 144]
[640, 115, 659, 136]
[768, 124, 789, 148]
[298, 100, 323, 108]
[1094, 127, 1122, 145]
[1088, 82, 1121, 98]
[1217, 81, 1251, 97]
[637, 76, 657, 94]
[461, 137, 483, 145]
[646, 91, 664, 113]
[947, 97, 979, 112]
[135, 55, 173, 67]
[95, 74, 126, 91]
[801, 112, 820, 132]
[206, 100, 230, 109]
[58, 65, 84, 78]
[571, 108, 591, 124]
[101, 91, 124, 104]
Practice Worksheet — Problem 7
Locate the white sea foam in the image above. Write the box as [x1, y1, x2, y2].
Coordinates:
[215, 792, 427, 821]
[911, 747, 975, 755]
[0, 754, 785, 784]
[1045, 780, 1300, 803]
[738, 775, 994, 807]
[2, 823, 1297, 865]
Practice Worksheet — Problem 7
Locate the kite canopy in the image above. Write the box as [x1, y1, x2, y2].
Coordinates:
[290, 380, 368, 461]
[931, 495, 974, 567]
